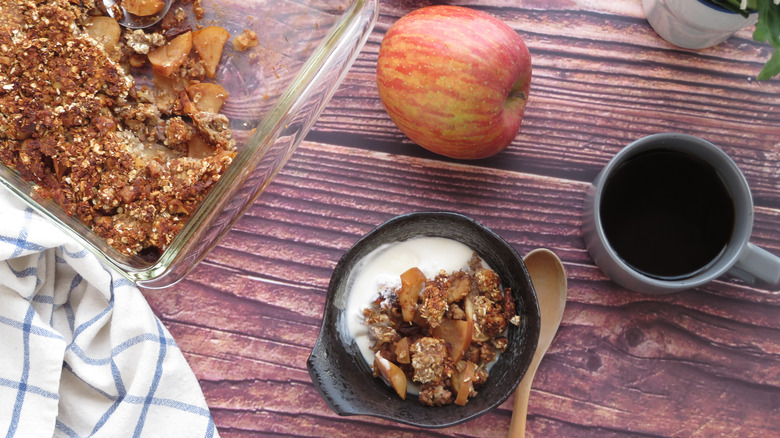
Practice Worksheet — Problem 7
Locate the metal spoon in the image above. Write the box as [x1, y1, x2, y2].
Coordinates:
[103, 0, 172, 29]
[508, 248, 568, 437]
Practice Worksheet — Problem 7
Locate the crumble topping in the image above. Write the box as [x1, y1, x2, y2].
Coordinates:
[125, 29, 166, 54]
[365, 253, 521, 406]
[0, 0, 238, 258]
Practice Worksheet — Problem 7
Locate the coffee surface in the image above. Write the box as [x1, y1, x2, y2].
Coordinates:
[600, 149, 735, 279]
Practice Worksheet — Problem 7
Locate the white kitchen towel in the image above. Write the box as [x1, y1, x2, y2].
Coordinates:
[0, 186, 219, 438]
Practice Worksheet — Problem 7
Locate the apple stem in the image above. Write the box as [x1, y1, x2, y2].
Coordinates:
[508, 91, 527, 101]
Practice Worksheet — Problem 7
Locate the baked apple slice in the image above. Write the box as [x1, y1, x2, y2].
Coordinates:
[446, 275, 470, 303]
[122, 0, 165, 16]
[148, 31, 193, 77]
[192, 26, 230, 78]
[84, 17, 121, 53]
[187, 135, 215, 159]
[186, 83, 229, 113]
[374, 352, 407, 400]
[394, 337, 410, 364]
[398, 267, 425, 322]
[454, 361, 477, 406]
[152, 72, 187, 113]
[431, 318, 473, 362]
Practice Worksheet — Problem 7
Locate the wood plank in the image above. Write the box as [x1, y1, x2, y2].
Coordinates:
[308, 0, 780, 205]
[141, 0, 780, 435]
[143, 138, 780, 436]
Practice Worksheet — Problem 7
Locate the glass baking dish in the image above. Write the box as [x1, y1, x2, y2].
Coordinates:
[0, 0, 377, 288]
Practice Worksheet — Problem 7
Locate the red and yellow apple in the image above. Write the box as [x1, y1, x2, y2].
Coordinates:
[376, 5, 532, 159]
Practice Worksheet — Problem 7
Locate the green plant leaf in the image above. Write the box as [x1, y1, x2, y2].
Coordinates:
[760, 0, 780, 47]
[710, 0, 752, 16]
[752, 0, 780, 79]
[757, 48, 780, 80]
[701, 0, 779, 79]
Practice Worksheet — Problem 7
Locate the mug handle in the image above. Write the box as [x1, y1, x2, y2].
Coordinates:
[728, 243, 780, 286]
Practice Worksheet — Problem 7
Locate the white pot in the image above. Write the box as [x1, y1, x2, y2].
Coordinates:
[643, 0, 758, 49]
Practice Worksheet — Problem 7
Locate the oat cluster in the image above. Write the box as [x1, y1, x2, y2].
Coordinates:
[364, 254, 520, 406]
[0, 0, 235, 257]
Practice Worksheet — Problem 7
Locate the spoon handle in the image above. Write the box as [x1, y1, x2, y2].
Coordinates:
[507, 370, 535, 437]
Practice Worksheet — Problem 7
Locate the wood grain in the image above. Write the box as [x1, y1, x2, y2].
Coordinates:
[142, 0, 780, 436]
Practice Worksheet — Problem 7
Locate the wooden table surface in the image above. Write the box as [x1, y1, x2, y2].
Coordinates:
[141, 1, 780, 436]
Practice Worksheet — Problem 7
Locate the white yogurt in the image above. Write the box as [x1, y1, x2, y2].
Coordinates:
[344, 236, 486, 368]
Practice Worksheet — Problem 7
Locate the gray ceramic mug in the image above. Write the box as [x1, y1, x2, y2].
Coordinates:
[583, 133, 780, 294]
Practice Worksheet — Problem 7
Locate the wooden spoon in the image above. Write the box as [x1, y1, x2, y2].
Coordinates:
[508, 248, 568, 437]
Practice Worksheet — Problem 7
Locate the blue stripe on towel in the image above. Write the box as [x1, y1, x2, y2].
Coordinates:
[68, 333, 176, 366]
[3, 209, 46, 258]
[6, 305, 34, 438]
[1, 196, 217, 437]
[0, 314, 63, 340]
[5, 263, 37, 280]
[0, 377, 59, 400]
[54, 419, 79, 438]
[133, 318, 168, 438]
[61, 246, 87, 259]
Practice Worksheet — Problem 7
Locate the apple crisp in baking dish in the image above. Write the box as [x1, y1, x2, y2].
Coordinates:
[0, 0, 238, 259]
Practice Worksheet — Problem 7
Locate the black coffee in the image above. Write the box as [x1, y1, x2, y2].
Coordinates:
[600, 149, 735, 280]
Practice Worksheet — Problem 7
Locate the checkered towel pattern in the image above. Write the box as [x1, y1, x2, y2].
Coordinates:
[0, 186, 218, 438]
